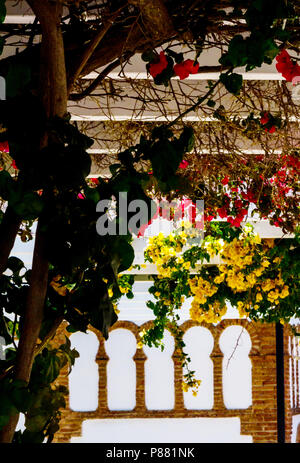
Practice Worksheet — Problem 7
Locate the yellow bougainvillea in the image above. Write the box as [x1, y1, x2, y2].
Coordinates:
[143, 223, 296, 394]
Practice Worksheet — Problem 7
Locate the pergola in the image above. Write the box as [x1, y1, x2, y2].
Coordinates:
[1, 1, 299, 444]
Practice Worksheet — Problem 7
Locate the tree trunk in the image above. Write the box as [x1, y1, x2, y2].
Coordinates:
[0, 0, 68, 443]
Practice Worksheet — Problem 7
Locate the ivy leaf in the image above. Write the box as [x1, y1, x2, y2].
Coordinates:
[220, 73, 243, 96]
[141, 49, 155, 62]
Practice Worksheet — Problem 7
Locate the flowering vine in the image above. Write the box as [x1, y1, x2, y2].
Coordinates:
[138, 222, 299, 393]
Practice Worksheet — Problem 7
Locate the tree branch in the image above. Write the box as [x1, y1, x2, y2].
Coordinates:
[67, 8, 124, 94]
[128, 0, 175, 41]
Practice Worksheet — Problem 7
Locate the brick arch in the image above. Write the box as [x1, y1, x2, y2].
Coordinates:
[53, 319, 293, 444]
[213, 319, 260, 356]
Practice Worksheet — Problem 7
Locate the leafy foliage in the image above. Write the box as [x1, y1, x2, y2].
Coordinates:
[0, 0, 299, 442]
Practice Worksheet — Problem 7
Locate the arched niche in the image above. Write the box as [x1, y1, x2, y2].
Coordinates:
[105, 328, 137, 411]
[183, 326, 214, 410]
[219, 325, 252, 409]
[143, 329, 175, 410]
[69, 330, 99, 411]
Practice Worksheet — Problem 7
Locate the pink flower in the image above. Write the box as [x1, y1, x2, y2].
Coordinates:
[149, 51, 168, 78]
[77, 193, 85, 199]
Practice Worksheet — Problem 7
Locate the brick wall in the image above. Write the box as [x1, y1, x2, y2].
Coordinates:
[52, 320, 295, 443]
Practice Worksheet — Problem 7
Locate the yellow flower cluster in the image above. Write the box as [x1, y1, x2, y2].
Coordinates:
[146, 228, 291, 326]
[221, 237, 256, 269]
[189, 276, 218, 304]
[236, 301, 251, 318]
[145, 231, 188, 278]
[203, 238, 224, 257]
[182, 378, 202, 396]
[190, 300, 227, 324]
[260, 276, 289, 304]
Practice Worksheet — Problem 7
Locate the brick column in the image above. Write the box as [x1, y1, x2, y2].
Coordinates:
[134, 348, 147, 412]
[97, 338, 109, 413]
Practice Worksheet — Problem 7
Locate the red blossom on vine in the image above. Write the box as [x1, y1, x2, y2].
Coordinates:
[221, 175, 229, 185]
[174, 59, 199, 80]
[260, 112, 269, 125]
[0, 141, 9, 153]
[149, 51, 168, 78]
[276, 49, 300, 82]
[179, 160, 189, 169]
[265, 125, 276, 134]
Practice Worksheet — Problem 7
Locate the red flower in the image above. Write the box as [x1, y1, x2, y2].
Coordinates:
[234, 199, 243, 209]
[11, 160, 18, 170]
[217, 207, 228, 218]
[221, 175, 229, 185]
[149, 51, 168, 78]
[255, 155, 264, 162]
[244, 190, 257, 203]
[264, 125, 276, 134]
[0, 141, 9, 153]
[174, 59, 199, 80]
[204, 213, 214, 222]
[232, 217, 243, 227]
[179, 160, 189, 169]
[260, 112, 269, 125]
[90, 177, 99, 185]
[227, 215, 242, 227]
[276, 49, 300, 82]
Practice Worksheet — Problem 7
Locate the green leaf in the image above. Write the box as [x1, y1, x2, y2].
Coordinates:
[9, 190, 44, 220]
[25, 414, 48, 433]
[220, 73, 243, 95]
[6, 256, 24, 274]
[109, 163, 122, 175]
[6, 63, 31, 98]
[207, 99, 216, 108]
[0, 0, 6, 24]
[178, 126, 195, 152]
[0, 36, 4, 56]
[141, 50, 155, 62]
[0, 170, 14, 200]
